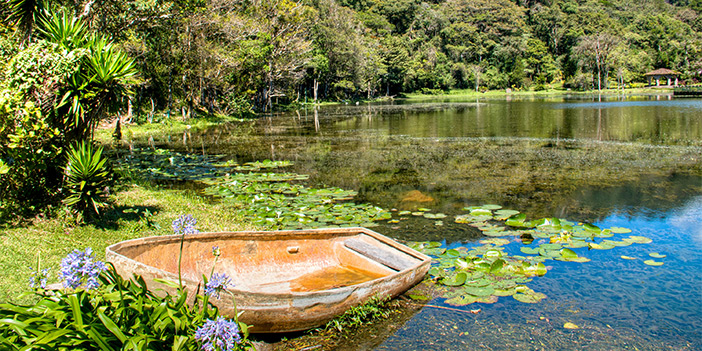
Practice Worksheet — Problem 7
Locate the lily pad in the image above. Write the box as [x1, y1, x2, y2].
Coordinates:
[470, 209, 493, 216]
[565, 241, 589, 249]
[588, 242, 616, 250]
[620, 256, 637, 260]
[563, 322, 579, 329]
[445, 294, 478, 306]
[540, 243, 562, 250]
[494, 209, 520, 220]
[463, 285, 496, 297]
[643, 260, 664, 266]
[442, 272, 468, 286]
[479, 238, 511, 246]
[602, 240, 632, 247]
[482, 230, 513, 237]
[583, 223, 601, 233]
[424, 212, 447, 219]
[560, 248, 578, 259]
[649, 252, 666, 258]
[609, 227, 632, 234]
[625, 236, 653, 244]
[493, 288, 517, 297]
[489, 259, 505, 274]
[520, 247, 540, 255]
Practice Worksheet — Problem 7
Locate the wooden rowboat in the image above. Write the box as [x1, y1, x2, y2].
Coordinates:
[105, 227, 431, 333]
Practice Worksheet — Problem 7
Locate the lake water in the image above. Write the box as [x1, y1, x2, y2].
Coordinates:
[158, 94, 702, 350]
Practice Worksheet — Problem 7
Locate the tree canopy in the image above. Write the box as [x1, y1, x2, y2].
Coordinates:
[2, 0, 701, 113]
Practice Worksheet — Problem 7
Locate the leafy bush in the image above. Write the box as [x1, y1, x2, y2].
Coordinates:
[419, 87, 444, 95]
[0, 265, 234, 350]
[0, 95, 65, 218]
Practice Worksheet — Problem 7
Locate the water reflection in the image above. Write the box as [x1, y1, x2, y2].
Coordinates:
[257, 97, 702, 145]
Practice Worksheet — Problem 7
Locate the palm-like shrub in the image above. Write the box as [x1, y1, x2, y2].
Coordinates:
[4, 0, 47, 45]
[63, 141, 109, 218]
[35, 6, 87, 51]
[38, 8, 137, 141]
[82, 37, 137, 134]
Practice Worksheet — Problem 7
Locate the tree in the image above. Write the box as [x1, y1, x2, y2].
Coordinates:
[249, 0, 314, 110]
[574, 33, 619, 91]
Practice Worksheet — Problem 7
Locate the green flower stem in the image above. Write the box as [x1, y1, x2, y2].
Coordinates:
[178, 233, 184, 290]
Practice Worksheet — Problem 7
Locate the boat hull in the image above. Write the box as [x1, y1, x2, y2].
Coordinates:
[105, 227, 431, 333]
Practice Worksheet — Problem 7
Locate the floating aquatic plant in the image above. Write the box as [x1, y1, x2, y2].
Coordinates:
[204, 176, 390, 230]
[410, 204, 661, 307]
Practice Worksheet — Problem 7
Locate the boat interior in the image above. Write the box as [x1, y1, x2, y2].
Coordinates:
[111, 231, 425, 293]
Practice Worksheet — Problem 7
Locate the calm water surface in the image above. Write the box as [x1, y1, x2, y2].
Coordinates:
[164, 94, 702, 350]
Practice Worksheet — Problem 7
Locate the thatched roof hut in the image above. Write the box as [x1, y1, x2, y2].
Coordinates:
[644, 68, 680, 87]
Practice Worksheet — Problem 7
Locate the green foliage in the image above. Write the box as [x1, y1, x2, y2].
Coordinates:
[0, 7, 136, 218]
[63, 141, 110, 219]
[4, 0, 47, 44]
[0, 265, 251, 350]
[36, 7, 88, 50]
[324, 295, 393, 332]
[0, 94, 64, 218]
[3, 39, 84, 97]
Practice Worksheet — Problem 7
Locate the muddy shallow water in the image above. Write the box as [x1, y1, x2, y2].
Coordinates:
[136, 94, 701, 350]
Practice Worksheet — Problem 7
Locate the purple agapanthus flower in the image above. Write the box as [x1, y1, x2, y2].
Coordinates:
[58, 248, 107, 290]
[194, 317, 241, 351]
[212, 246, 220, 257]
[29, 267, 49, 289]
[172, 214, 199, 236]
[205, 272, 232, 299]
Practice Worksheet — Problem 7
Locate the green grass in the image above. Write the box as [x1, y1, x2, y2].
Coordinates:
[0, 184, 258, 304]
[403, 87, 673, 100]
[95, 113, 256, 144]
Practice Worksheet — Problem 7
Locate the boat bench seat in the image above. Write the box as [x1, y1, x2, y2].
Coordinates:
[344, 238, 419, 272]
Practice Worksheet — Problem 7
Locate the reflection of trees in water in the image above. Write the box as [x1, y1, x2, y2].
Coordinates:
[256, 100, 702, 145]
[255, 137, 700, 224]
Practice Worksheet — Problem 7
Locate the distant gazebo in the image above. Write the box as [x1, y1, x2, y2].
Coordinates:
[644, 68, 680, 87]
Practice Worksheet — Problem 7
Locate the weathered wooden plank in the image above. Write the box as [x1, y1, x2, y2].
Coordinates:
[344, 238, 418, 271]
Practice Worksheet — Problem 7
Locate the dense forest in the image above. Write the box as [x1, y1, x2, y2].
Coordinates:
[2, 0, 702, 116]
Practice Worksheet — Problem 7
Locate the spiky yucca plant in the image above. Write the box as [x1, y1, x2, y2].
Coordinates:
[63, 141, 109, 219]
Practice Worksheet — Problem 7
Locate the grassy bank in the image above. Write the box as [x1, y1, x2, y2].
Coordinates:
[95, 112, 257, 145]
[0, 184, 258, 304]
[403, 87, 673, 100]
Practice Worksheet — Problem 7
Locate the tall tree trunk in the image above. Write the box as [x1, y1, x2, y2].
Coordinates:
[313, 79, 318, 102]
[149, 97, 155, 124]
